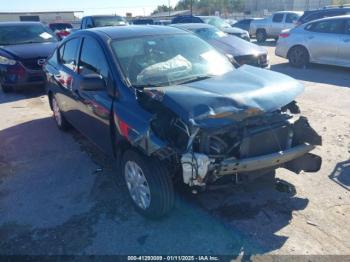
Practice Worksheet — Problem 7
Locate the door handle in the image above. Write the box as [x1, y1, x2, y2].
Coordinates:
[308, 36, 314, 40]
[343, 39, 350, 43]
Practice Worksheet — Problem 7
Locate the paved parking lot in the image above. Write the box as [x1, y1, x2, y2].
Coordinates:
[0, 43, 350, 256]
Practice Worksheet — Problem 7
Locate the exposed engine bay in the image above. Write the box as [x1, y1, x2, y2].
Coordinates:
[136, 89, 322, 188]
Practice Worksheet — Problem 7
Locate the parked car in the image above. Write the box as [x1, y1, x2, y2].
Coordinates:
[276, 15, 350, 68]
[297, 5, 350, 26]
[171, 23, 269, 68]
[49, 23, 74, 40]
[231, 18, 262, 33]
[199, 16, 251, 41]
[250, 11, 303, 43]
[45, 25, 321, 218]
[80, 15, 127, 29]
[171, 15, 250, 41]
[0, 22, 58, 92]
[154, 20, 171, 26]
[132, 18, 154, 25]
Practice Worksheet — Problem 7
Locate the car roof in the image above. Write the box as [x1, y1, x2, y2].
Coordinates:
[305, 14, 350, 23]
[171, 23, 214, 30]
[0, 21, 44, 26]
[87, 25, 188, 39]
[273, 11, 304, 14]
[84, 15, 123, 18]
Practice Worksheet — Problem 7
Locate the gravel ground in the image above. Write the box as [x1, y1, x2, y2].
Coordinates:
[0, 43, 349, 257]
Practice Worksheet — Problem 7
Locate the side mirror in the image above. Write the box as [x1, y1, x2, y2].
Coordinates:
[80, 74, 106, 91]
[86, 24, 93, 29]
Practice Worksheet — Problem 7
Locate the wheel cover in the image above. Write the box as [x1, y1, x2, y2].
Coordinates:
[52, 98, 62, 126]
[291, 48, 306, 65]
[124, 161, 151, 210]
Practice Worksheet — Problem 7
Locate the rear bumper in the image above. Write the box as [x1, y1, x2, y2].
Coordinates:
[217, 143, 316, 175]
[275, 42, 289, 59]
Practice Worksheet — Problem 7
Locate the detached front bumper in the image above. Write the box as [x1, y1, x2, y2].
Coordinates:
[216, 143, 319, 175]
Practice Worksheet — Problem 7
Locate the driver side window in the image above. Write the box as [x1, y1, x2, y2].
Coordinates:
[79, 36, 110, 83]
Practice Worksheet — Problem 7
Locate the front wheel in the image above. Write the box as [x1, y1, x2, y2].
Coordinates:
[122, 150, 175, 218]
[256, 30, 267, 43]
[288, 46, 309, 68]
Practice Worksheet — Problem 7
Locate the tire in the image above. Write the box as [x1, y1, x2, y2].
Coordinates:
[122, 150, 175, 218]
[2, 85, 13, 93]
[256, 29, 267, 43]
[51, 95, 70, 130]
[288, 46, 309, 68]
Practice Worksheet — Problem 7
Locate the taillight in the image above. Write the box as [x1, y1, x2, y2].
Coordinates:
[279, 33, 290, 38]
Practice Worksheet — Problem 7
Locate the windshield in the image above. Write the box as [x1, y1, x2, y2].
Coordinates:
[94, 16, 127, 27]
[203, 17, 232, 29]
[193, 27, 227, 40]
[111, 34, 234, 88]
[0, 24, 57, 45]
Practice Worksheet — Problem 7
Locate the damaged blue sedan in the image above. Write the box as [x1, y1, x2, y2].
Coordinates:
[45, 26, 322, 218]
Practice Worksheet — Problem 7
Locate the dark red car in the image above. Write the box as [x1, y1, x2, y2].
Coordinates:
[49, 23, 73, 40]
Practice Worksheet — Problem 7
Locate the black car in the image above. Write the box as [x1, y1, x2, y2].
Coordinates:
[0, 22, 58, 92]
[172, 23, 269, 68]
[45, 25, 321, 218]
[80, 15, 127, 29]
[171, 15, 250, 41]
[297, 6, 350, 25]
[231, 18, 259, 32]
[132, 18, 154, 25]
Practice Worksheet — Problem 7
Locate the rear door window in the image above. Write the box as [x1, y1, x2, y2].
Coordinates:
[272, 13, 284, 23]
[286, 13, 299, 23]
[306, 19, 345, 34]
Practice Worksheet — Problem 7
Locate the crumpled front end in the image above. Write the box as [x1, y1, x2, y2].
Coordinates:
[179, 108, 322, 187]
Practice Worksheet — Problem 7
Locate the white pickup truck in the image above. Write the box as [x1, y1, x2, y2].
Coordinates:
[250, 11, 303, 43]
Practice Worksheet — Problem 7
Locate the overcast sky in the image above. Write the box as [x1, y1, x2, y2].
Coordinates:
[0, 0, 180, 16]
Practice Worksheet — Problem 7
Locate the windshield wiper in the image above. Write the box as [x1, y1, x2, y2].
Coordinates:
[177, 75, 212, 85]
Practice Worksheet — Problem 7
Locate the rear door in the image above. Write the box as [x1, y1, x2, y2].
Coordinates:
[270, 13, 285, 37]
[53, 37, 82, 123]
[304, 19, 345, 64]
[338, 18, 350, 66]
[72, 35, 114, 155]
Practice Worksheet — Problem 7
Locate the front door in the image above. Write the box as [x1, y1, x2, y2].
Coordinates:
[72, 36, 114, 155]
[338, 19, 350, 67]
[305, 19, 344, 64]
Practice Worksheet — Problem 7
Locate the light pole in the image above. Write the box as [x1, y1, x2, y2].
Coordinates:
[190, 0, 193, 15]
[168, 0, 171, 17]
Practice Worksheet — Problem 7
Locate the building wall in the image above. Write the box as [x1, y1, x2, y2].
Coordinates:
[0, 12, 78, 24]
[245, 0, 332, 12]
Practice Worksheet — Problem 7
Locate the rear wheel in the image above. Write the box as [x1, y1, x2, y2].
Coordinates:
[288, 46, 309, 68]
[51, 96, 70, 130]
[2, 85, 13, 93]
[122, 150, 175, 218]
[256, 29, 267, 43]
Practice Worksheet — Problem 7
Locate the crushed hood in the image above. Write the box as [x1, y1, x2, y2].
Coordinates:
[144, 65, 304, 129]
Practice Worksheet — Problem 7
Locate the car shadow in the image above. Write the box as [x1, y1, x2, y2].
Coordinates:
[329, 159, 350, 191]
[0, 117, 309, 256]
[252, 39, 277, 47]
[270, 63, 350, 88]
[0, 85, 45, 104]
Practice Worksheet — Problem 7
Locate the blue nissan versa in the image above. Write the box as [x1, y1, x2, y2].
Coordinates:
[45, 26, 322, 218]
[0, 22, 57, 92]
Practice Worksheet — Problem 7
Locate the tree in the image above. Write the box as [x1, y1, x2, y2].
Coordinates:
[151, 5, 174, 15]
